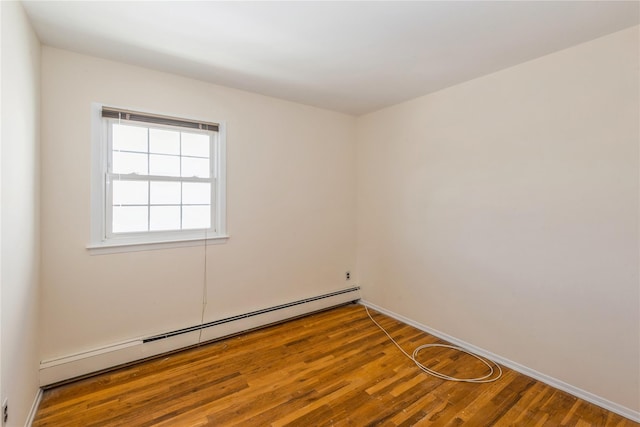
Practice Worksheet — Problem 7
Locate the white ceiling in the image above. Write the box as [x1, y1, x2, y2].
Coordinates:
[23, 1, 639, 116]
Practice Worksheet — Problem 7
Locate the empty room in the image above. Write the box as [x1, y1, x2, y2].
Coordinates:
[1, 1, 639, 426]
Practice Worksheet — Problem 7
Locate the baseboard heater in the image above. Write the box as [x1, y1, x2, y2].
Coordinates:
[143, 287, 360, 343]
[39, 286, 360, 387]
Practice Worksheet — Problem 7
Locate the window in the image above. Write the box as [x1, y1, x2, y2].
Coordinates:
[90, 105, 227, 253]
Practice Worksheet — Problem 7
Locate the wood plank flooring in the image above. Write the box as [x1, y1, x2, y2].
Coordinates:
[33, 304, 638, 426]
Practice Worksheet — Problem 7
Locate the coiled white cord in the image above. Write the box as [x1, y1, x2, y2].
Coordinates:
[363, 304, 502, 383]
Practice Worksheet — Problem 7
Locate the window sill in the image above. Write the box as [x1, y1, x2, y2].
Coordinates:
[87, 235, 230, 255]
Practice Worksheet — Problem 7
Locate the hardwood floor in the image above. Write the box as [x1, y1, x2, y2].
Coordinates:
[33, 304, 638, 426]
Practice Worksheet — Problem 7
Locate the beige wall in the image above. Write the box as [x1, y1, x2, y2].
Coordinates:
[40, 48, 357, 360]
[356, 26, 639, 412]
[37, 17, 639, 418]
[1, 1, 41, 425]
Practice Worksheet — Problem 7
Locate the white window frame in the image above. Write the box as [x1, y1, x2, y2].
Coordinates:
[88, 103, 228, 254]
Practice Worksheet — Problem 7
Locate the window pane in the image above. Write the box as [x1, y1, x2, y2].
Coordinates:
[149, 154, 180, 177]
[183, 182, 211, 205]
[113, 124, 147, 152]
[112, 152, 148, 175]
[181, 157, 210, 178]
[150, 129, 179, 155]
[150, 181, 181, 205]
[112, 206, 148, 233]
[182, 205, 211, 229]
[150, 206, 180, 231]
[113, 180, 148, 205]
[181, 132, 209, 158]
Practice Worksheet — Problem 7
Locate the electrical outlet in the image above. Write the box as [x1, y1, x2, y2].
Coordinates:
[2, 398, 8, 424]
[345, 271, 351, 280]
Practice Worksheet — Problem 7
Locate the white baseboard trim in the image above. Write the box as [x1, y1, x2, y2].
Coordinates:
[24, 388, 42, 427]
[40, 287, 360, 386]
[359, 300, 640, 423]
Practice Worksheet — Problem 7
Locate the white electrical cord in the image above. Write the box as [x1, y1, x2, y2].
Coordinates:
[197, 232, 208, 344]
[362, 304, 502, 383]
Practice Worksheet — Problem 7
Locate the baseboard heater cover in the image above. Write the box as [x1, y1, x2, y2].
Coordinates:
[40, 286, 360, 386]
[143, 287, 361, 343]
